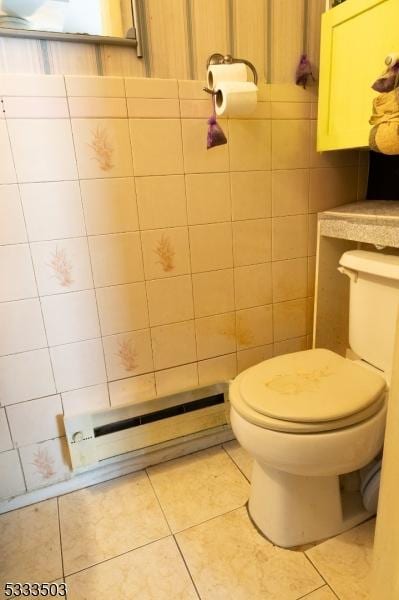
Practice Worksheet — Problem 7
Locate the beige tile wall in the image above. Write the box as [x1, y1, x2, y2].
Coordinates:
[0, 74, 360, 501]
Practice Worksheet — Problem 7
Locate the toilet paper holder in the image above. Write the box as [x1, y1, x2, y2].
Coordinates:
[203, 53, 258, 95]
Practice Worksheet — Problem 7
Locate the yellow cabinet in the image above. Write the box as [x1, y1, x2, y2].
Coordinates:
[317, 0, 399, 151]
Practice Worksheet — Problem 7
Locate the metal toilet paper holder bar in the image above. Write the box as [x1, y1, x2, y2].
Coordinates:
[203, 53, 258, 95]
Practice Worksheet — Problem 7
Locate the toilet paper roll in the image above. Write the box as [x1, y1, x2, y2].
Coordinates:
[214, 81, 258, 117]
[207, 62, 248, 89]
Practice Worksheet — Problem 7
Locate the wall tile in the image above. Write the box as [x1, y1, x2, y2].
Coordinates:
[236, 305, 273, 350]
[130, 119, 183, 176]
[0, 244, 37, 302]
[96, 282, 148, 336]
[62, 384, 110, 416]
[192, 269, 234, 318]
[109, 373, 156, 407]
[65, 75, 125, 97]
[0, 298, 46, 356]
[198, 353, 237, 386]
[0, 450, 26, 499]
[127, 98, 180, 118]
[272, 215, 308, 261]
[71, 118, 133, 179]
[125, 77, 178, 99]
[0, 349, 55, 406]
[229, 120, 271, 171]
[309, 121, 359, 168]
[272, 258, 308, 303]
[41, 290, 100, 346]
[272, 120, 311, 170]
[234, 263, 272, 310]
[0, 407, 12, 452]
[272, 169, 309, 216]
[19, 437, 70, 490]
[81, 177, 139, 235]
[195, 313, 236, 360]
[189, 223, 233, 272]
[103, 329, 153, 381]
[68, 97, 127, 118]
[50, 339, 107, 393]
[31, 238, 93, 295]
[271, 102, 311, 119]
[155, 363, 199, 397]
[3, 96, 69, 118]
[232, 219, 271, 266]
[89, 232, 144, 287]
[179, 99, 209, 119]
[146, 275, 194, 326]
[231, 171, 271, 221]
[186, 173, 231, 224]
[273, 298, 307, 342]
[141, 227, 190, 280]
[151, 320, 197, 370]
[20, 181, 86, 242]
[274, 335, 307, 356]
[0, 121, 16, 184]
[0, 74, 65, 97]
[237, 345, 273, 373]
[7, 394, 63, 447]
[178, 80, 206, 99]
[309, 166, 358, 213]
[7, 119, 77, 183]
[0, 185, 26, 245]
[181, 119, 229, 174]
[135, 175, 187, 230]
[308, 255, 316, 297]
[308, 213, 318, 256]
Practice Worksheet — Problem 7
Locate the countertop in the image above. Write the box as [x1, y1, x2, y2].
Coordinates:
[318, 200, 399, 247]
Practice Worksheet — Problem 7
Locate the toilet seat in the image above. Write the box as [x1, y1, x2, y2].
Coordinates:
[230, 348, 386, 434]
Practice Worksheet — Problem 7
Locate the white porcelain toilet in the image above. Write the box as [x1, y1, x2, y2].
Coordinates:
[230, 249, 399, 548]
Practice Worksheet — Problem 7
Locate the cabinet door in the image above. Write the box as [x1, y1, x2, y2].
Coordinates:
[317, 0, 399, 151]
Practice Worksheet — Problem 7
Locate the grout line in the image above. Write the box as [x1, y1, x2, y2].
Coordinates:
[266, 0, 272, 83]
[302, 552, 335, 594]
[63, 532, 172, 580]
[221, 443, 251, 483]
[56, 496, 66, 580]
[173, 535, 201, 599]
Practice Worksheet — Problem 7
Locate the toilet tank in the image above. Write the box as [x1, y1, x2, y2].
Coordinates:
[339, 250, 399, 373]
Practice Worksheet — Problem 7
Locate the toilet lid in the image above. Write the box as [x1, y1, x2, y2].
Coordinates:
[238, 349, 386, 423]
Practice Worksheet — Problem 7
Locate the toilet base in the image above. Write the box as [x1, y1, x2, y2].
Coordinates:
[249, 460, 374, 548]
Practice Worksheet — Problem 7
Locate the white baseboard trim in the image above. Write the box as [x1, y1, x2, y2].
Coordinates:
[0, 427, 235, 515]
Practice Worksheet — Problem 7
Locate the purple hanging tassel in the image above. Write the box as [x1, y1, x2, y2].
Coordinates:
[295, 54, 315, 89]
[207, 94, 227, 149]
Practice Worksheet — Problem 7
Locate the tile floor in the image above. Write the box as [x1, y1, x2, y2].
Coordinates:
[0, 441, 375, 600]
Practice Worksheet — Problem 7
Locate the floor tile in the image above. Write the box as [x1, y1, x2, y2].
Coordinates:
[301, 586, 338, 599]
[306, 519, 375, 600]
[0, 499, 62, 598]
[59, 471, 170, 575]
[176, 507, 324, 600]
[66, 537, 198, 600]
[147, 446, 249, 532]
[223, 440, 253, 481]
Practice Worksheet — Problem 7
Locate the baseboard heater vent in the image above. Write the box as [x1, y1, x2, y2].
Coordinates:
[64, 383, 229, 472]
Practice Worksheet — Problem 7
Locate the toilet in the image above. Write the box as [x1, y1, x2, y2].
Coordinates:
[229, 249, 399, 548]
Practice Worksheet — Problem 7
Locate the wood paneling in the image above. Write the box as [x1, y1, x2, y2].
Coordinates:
[145, 0, 190, 79]
[190, 0, 231, 79]
[0, 0, 324, 82]
[0, 38, 44, 73]
[232, 0, 267, 81]
[271, 0, 305, 83]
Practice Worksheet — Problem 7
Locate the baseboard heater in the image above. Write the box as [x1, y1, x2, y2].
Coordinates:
[64, 383, 229, 471]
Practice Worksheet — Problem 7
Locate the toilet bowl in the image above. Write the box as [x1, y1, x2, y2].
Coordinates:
[229, 348, 387, 548]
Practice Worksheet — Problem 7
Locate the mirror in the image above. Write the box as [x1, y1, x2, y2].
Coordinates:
[0, 0, 136, 41]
